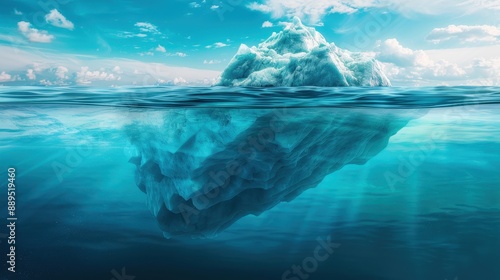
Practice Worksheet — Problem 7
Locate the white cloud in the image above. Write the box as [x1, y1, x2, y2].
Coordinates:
[466, 57, 500, 85]
[55, 66, 69, 80]
[76, 66, 118, 85]
[247, 1, 367, 23]
[150, 45, 186, 57]
[167, 52, 187, 57]
[0, 71, 12, 82]
[0, 34, 25, 44]
[190, 2, 201, 8]
[26, 69, 36, 80]
[32, 63, 45, 73]
[262, 21, 274, 28]
[206, 42, 229, 48]
[247, 3, 273, 13]
[155, 44, 166, 53]
[0, 46, 219, 86]
[39, 79, 53, 86]
[203, 59, 222, 64]
[210, 5, 219, 10]
[18, 21, 54, 43]
[215, 42, 228, 48]
[117, 32, 147, 38]
[330, 4, 356, 14]
[134, 22, 159, 34]
[112, 66, 122, 74]
[173, 77, 187, 85]
[247, 0, 500, 24]
[45, 9, 74, 30]
[376, 38, 434, 67]
[427, 25, 500, 44]
[376, 39, 473, 85]
[14, 9, 22, 15]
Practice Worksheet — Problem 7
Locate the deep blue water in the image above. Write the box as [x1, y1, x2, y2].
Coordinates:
[0, 86, 499, 280]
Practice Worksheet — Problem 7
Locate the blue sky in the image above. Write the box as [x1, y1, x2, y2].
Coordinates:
[0, 0, 499, 86]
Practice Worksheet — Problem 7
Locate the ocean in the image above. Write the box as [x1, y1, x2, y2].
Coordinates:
[0, 86, 499, 280]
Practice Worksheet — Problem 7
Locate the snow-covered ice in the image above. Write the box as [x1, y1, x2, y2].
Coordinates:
[216, 17, 391, 87]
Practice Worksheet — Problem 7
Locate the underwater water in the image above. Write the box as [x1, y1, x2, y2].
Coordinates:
[0, 86, 499, 280]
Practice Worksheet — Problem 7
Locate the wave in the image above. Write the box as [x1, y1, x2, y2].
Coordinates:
[0, 86, 499, 109]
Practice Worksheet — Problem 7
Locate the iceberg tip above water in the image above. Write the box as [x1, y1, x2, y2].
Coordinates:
[216, 16, 391, 87]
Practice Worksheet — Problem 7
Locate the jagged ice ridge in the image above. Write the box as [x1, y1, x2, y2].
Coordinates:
[216, 17, 391, 87]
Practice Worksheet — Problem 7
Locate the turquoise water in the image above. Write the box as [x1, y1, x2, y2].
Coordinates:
[0, 86, 499, 280]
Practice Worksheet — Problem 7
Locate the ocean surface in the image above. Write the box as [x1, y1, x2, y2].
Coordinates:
[0, 86, 499, 280]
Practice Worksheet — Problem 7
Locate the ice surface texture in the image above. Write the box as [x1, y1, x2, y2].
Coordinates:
[216, 17, 391, 87]
[127, 108, 416, 238]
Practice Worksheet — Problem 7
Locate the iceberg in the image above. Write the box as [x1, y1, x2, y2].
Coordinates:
[216, 17, 391, 87]
[127, 108, 418, 238]
[126, 18, 403, 239]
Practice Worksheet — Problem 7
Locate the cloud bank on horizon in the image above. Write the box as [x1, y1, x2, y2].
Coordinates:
[0, 0, 499, 86]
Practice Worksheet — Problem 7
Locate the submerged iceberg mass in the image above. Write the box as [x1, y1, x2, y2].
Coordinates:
[127, 108, 419, 238]
[216, 17, 391, 87]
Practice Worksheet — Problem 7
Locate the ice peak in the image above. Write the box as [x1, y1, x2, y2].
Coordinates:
[274, 16, 305, 30]
[217, 18, 391, 87]
[260, 17, 327, 54]
[292, 16, 302, 26]
[288, 16, 306, 30]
